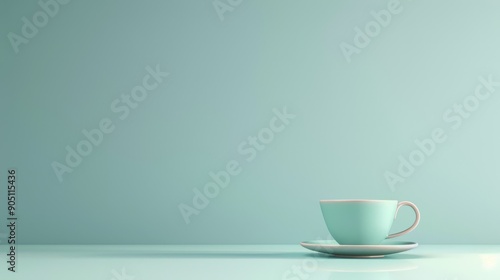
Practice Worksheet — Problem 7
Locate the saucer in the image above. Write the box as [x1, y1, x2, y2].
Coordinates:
[300, 240, 418, 258]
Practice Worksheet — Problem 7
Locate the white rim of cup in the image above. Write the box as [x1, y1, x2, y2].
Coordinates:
[319, 199, 398, 203]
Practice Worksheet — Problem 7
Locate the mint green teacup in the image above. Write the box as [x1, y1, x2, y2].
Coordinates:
[320, 199, 420, 245]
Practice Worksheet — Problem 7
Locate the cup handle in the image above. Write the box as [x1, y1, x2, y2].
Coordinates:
[387, 201, 420, 239]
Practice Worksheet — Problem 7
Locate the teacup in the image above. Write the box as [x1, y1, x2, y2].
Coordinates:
[320, 199, 420, 245]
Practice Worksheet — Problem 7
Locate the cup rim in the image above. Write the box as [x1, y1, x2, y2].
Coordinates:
[320, 199, 397, 203]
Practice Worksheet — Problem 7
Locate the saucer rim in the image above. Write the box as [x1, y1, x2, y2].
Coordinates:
[300, 240, 418, 257]
[300, 240, 418, 248]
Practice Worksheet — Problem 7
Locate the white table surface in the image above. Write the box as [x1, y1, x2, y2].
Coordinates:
[1, 245, 499, 279]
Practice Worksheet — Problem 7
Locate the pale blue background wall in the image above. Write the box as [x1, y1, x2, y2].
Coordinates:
[1, 0, 499, 244]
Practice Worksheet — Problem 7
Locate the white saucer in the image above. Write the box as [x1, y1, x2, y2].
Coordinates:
[300, 240, 418, 258]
